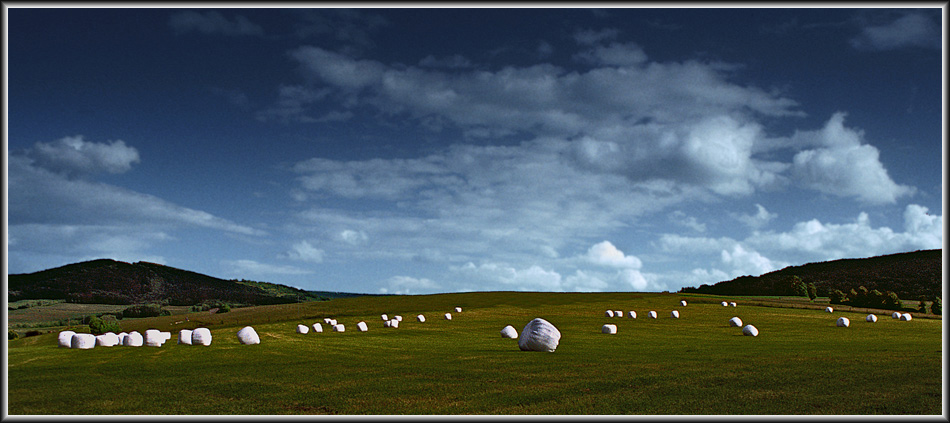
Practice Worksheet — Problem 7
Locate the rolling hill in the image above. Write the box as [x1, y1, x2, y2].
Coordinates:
[679, 249, 942, 299]
[6, 259, 365, 306]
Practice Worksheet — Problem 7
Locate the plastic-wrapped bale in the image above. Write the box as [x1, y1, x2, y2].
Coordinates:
[730, 302, 737, 307]
[729, 317, 743, 327]
[324, 318, 332, 324]
[627, 311, 637, 319]
[455, 307, 462, 313]
[518, 318, 561, 352]
[671, 310, 680, 318]
[95, 333, 119, 347]
[329, 319, 338, 326]
[192, 328, 212, 346]
[296, 324, 310, 334]
[71, 333, 96, 349]
[395, 316, 403, 322]
[417, 314, 426, 322]
[614, 310, 623, 318]
[601, 324, 617, 334]
[161, 332, 171, 343]
[444, 313, 452, 320]
[125, 331, 144, 347]
[891, 312, 901, 319]
[500, 325, 518, 338]
[384, 320, 392, 328]
[145, 329, 164, 347]
[680, 300, 687, 307]
[357, 321, 369, 332]
[836, 317, 850, 327]
[179, 329, 193, 345]
[333, 324, 345, 332]
[390, 319, 399, 328]
[605, 310, 615, 318]
[648, 311, 657, 319]
[900, 313, 912, 321]
[117, 332, 128, 345]
[236, 326, 260, 345]
[742, 325, 759, 337]
[866, 314, 878, 323]
[825, 307, 834, 313]
[313, 323, 323, 333]
[381, 314, 389, 321]
[721, 301, 728, 307]
[58, 330, 77, 348]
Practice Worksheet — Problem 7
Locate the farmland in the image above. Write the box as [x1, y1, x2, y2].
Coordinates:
[6, 292, 943, 415]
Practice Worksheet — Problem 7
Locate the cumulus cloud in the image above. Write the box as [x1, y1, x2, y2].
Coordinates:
[169, 11, 264, 37]
[285, 241, 325, 263]
[720, 244, 783, 277]
[340, 229, 369, 245]
[850, 12, 940, 51]
[585, 241, 642, 268]
[29, 135, 139, 176]
[736, 204, 777, 229]
[790, 112, 914, 204]
[453, 262, 564, 291]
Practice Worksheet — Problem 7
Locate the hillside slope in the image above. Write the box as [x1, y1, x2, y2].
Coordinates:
[7, 259, 326, 305]
[680, 249, 942, 299]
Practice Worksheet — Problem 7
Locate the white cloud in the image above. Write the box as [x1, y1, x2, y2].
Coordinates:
[585, 241, 642, 268]
[452, 262, 563, 291]
[736, 203, 777, 229]
[29, 135, 139, 176]
[382, 275, 440, 295]
[720, 244, 783, 277]
[340, 229, 368, 245]
[573, 28, 620, 45]
[790, 113, 914, 204]
[222, 259, 313, 276]
[850, 12, 940, 51]
[285, 241, 325, 263]
[169, 11, 264, 37]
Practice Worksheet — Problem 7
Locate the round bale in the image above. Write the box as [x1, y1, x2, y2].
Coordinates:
[125, 331, 144, 347]
[730, 302, 737, 307]
[500, 325, 518, 338]
[444, 313, 452, 320]
[71, 333, 96, 349]
[296, 324, 309, 334]
[313, 323, 323, 333]
[237, 326, 260, 345]
[333, 324, 345, 332]
[742, 325, 759, 337]
[390, 319, 399, 328]
[825, 307, 834, 313]
[836, 317, 850, 327]
[601, 324, 617, 334]
[381, 314, 388, 321]
[417, 314, 426, 322]
[900, 313, 912, 321]
[627, 311, 637, 319]
[892, 312, 901, 319]
[605, 310, 614, 318]
[866, 314, 878, 323]
[178, 329, 193, 345]
[357, 321, 369, 332]
[518, 318, 561, 352]
[680, 300, 688, 306]
[455, 307, 462, 313]
[721, 301, 728, 307]
[648, 311, 657, 319]
[145, 329, 164, 347]
[671, 310, 680, 318]
[729, 317, 743, 327]
[191, 328, 212, 346]
[58, 330, 76, 348]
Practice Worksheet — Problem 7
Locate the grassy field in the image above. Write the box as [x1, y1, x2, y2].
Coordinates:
[6, 292, 943, 415]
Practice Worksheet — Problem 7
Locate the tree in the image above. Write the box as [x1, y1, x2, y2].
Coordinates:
[932, 297, 942, 315]
[917, 296, 929, 314]
[884, 291, 903, 311]
[806, 283, 817, 301]
[829, 289, 847, 305]
[789, 276, 807, 297]
[88, 316, 122, 335]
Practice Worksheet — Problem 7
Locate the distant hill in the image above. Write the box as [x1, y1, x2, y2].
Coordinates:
[7, 259, 367, 306]
[679, 249, 942, 299]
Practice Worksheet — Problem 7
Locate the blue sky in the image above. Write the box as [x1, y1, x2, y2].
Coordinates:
[6, 6, 944, 294]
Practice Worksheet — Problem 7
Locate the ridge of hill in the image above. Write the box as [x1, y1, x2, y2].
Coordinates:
[679, 249, 942, 299]
[7, 259, 359, 306]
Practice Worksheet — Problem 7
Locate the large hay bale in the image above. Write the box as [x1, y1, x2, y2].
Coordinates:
[825, 307, 833, 313]
[836, 317, 850, 327]
[614, 310, 623, 317]
[605, 310, 615, 318]
[721, 301, 728, 307]
[866, 314, 878, 323]
[627, 311, 637, 319]
[730, 302, 737, 307]
[357, 321, 369, 332]
[125, 331, 144, 347]
[117, 332, 128, 345]
[71, 333, 96, 349]
[729, 317, 743, 327]
[900, 313, 912, 321]
[648, 311, 657, 319]
[417, 314, 426, 322]
[178, 329, 193, 345]
[381, 314, 389, 321]
[500, 325, 518, 338]
[313, 323, 323, 333]
[145, 329, 164, 347]
[395, 315, 403, 322]
[601, 324, 617, 334]
[58, 331, 76, 348]
[237, 326, 260, 345]
[191, 328, 212, 346]
[680, 300, 688, 306]
[296, 324, 310, 334]
[329, 319, 337, 326]
[455, 307, 462, 313]
[891, 312, 901, 319]
[671, 310, 680, 318]
[444, 313, 452, 320]
[518, 318, 561, 352]
[324, 318, 332, 324]
[742, 325, 759, 337]
[161, 332, 171, 342]
[95, 333, 119, 347]
[384, 320, 392, 328]
[333, 324, 345, 332]
[390, 319, 399, 328]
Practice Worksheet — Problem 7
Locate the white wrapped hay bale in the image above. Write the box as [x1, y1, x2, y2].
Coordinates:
[825, 307, 834, 313]
[191, 328, 212, 346]
[900, 313, 912, 321]
[836, 317, 850, 327]
[324, 318, 332, 324]
[444, 313, 452, 320]
[742, 325, 759, 337]
[71, 333, 96, 349]
[58, 331, 77, 348]
[395, 315, 403, 322]
[729, 317, 743, 327]
[614, 310, 622, 317]
[296, 324, 310, 334]
[381, 314, 388, 321]
[721, 301, 728, 307]
[518, 318, 561, 352]
[627, 311, 637, 319]
[357, 321, 369, 332]
[500, 325, 518, 338]
[236, 326, 260, 345]
[866, 314, 878, 323]
[145, 329, 165, 347]
[125, 331, 144, 347]
[671, 310, 680, 318]
[455, 307, 462, 313]
[333, 324, 345, 332]
[95, 333, 119, 347]
[417, 314, 426, 322]
[605, 310, 614, 318]
[384, 320, 392, 328]
[313, 323, 323, 333]
[891, 312, 901, 319]
[648, 311, 657, 319]
[601, 324, 617, 334]
[178, 329, 193, 345]
[390, 319, 399, 328]
[680, 300, 688, 306]
[161, 332, 171, 343]
[730, 302, 737, 307]
[117, 332, 128, 345]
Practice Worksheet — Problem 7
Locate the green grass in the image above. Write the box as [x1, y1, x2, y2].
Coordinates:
[7, 292, 942, 415]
